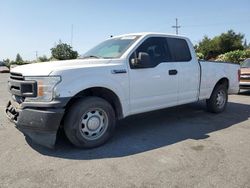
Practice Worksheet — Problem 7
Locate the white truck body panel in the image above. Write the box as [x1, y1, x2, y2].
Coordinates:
[199, 61, 239, 100]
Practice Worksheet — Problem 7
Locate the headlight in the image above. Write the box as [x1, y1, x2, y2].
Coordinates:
[24, 76, 61, 102]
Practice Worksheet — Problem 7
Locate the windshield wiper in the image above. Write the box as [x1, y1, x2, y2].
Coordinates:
[81, 55, 101, 59]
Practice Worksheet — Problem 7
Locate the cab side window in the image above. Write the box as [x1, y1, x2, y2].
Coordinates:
[131, 37, 171, 68]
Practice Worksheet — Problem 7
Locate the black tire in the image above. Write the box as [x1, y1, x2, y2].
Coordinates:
[64, 97, 116, 148]
[206, 84, 228, 113]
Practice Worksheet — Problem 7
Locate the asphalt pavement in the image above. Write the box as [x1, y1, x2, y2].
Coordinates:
[0, 73, 250, 188]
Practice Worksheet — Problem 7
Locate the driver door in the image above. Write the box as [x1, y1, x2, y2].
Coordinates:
[128, 37, 179, 114]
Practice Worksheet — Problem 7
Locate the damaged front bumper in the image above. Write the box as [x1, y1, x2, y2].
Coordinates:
[5, 100, 65, 148]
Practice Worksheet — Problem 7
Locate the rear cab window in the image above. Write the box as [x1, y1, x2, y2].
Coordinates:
[166, 38, 192, 62]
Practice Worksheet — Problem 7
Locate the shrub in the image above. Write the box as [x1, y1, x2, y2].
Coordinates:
[215, 50, 250, 64]
[196, 52, 204, 60]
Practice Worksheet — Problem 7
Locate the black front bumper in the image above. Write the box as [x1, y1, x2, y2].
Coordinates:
[6, 100, 65, 148]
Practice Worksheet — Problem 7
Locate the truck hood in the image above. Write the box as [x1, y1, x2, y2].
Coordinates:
[11, 59, 112, 76]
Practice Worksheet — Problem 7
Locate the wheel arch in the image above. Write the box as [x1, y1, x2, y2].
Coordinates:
[209, 77, 229, 98]
[215, 77, 229, 89]
[63, 87, 124, 121]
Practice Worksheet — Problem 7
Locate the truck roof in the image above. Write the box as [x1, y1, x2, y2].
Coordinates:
[113, 32, 189, 40]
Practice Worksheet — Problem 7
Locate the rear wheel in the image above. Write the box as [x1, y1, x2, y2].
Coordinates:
[206, 84, 228, 113]
[64, 97, 116, 148]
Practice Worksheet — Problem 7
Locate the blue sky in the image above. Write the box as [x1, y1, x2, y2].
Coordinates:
[1, 0, 250, 60]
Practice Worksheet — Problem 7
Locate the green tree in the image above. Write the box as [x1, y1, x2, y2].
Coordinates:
[218, 30, 244, 53]
[196, 36, 220, 60]
[15, 53, 24, 65]
[51, 41, 78, 60]
[243, 39, 248, 49]
[196, 30, 244, 60]
[3, 58, 10, 67]
[38, 55, 49, 62]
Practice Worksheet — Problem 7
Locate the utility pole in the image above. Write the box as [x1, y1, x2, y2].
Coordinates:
[172, 18, 181, 35]
[70, 24, 73, 47]
[35, 51, 38, 61]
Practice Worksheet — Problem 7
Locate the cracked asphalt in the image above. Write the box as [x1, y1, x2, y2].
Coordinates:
[0, 73, 250, 188]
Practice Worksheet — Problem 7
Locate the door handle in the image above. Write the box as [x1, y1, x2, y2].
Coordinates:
[169, 69, 178, 75]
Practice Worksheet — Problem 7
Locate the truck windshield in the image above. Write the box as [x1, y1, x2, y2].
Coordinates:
[82, 35, 140, 59]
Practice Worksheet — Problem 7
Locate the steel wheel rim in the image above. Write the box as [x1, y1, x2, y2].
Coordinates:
[216, 90, 226, 108]
[79, 108, 108, 141]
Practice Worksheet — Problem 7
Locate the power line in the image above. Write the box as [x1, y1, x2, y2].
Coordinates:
[172, 18, 181, 35]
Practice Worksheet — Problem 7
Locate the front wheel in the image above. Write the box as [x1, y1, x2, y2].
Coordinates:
[206, 84, 228, 113]
[64, 97, 116, 148]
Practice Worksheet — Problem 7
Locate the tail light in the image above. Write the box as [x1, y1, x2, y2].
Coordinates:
[238, 69, 241, 82]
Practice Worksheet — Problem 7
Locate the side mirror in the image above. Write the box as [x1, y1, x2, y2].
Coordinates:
[131, 52, 151, 68]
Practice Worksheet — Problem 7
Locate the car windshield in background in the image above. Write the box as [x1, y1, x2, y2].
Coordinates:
[241, 59, 250, 68]
[82, 35, 140, 59]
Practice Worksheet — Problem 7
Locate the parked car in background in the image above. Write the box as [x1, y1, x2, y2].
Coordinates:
[0, 61, 9, 73]
[239, 58, 250, 90]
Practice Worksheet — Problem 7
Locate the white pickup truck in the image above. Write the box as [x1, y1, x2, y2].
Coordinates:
[6, 33, 240, 148]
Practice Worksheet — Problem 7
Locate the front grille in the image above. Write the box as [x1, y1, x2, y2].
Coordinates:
[8, 72, 37, 97]
[10, 72, 24, 80]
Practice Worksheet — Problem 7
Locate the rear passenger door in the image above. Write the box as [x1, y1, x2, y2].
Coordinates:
[166, 37, 200, 104]
[128, 37, 179, 114]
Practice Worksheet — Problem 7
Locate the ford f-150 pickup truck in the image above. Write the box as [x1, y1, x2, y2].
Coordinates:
[6, 33, 240, 148]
